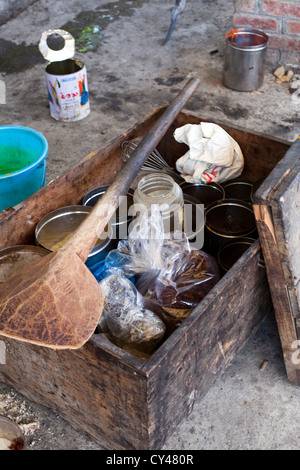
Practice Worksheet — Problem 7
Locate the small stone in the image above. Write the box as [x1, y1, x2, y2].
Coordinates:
[275, 68, 294, 83]
[259, 359, 269, 371]
[274, 65, 285, 78]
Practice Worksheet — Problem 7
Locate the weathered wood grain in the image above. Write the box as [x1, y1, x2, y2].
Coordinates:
[253, 138, 300, 385]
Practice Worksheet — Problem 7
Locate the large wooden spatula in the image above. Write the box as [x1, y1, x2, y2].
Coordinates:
[0, 77, 200, 350]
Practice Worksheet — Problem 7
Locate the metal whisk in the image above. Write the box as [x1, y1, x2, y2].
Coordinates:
[121, 137, 184, 184]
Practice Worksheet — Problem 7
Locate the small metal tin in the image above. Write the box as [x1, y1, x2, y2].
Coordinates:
[218, 237, 256, 272]
[222, 178, 254, 202]
[83, 185, 134, 242]
[180, 181, 225, 208]
[204, 198, 257, 256]
[35, 205, 113, 268]
[0, 245, 49, 284]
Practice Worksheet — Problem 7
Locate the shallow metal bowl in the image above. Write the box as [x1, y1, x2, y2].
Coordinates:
[35, 205, 113, 267]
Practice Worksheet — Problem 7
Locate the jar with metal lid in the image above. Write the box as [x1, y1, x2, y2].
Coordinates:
[133, 173, 184, 234]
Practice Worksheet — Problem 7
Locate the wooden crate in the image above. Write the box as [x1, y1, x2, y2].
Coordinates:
[0, 107, 292, 449]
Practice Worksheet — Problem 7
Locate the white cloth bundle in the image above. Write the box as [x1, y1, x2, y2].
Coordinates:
[174, 122, 244, 184]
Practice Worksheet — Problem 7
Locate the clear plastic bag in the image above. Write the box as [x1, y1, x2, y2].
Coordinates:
[104, 206, 220, 321]
[137, 246, 219, 316]
[99, 273, 166, 356]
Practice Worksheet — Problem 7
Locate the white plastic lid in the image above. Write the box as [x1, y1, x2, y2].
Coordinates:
[39, 29, 75, 62]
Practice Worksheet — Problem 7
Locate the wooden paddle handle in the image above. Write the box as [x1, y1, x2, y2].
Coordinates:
[62, 77, 200, 262]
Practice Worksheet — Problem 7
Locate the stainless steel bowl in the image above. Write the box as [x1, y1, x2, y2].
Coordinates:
[35, 205, 113, 267]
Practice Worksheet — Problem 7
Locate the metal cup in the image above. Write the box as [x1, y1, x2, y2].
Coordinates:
[217, 237, 256, 272]
[83, 185, 134, 244]
[180, 181, 225, 208]
[223, 28, 269, 92]
[222, 178, 254, 202]
[204, 198, 257, 256]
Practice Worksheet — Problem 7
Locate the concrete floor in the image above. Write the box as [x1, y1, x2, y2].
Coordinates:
[0, 0, 300, 450]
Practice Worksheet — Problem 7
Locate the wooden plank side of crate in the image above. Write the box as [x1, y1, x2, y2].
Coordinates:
[253, 138, 300, 386]
[143, 241, 272, 449]
[0, 333, 150, 450]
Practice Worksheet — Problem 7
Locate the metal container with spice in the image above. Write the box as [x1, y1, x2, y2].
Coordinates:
[222, 177, 254, 202]
[204, 198, 257, 256]
[217, 237, 256, 273]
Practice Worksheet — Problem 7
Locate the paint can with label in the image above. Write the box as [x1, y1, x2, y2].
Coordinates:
[39, 29, 90, 122]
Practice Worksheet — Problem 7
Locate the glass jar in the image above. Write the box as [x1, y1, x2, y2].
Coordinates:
[133, 173, 184, 233]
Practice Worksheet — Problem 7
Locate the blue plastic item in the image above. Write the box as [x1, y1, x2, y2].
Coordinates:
[0, 126, 48, 212]
[88, 250, 136, 284]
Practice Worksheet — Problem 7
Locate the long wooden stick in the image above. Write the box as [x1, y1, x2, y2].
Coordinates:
[62, 77, 200, 262]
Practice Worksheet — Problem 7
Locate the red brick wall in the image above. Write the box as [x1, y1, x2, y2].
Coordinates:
[233, 0, 300, 68]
